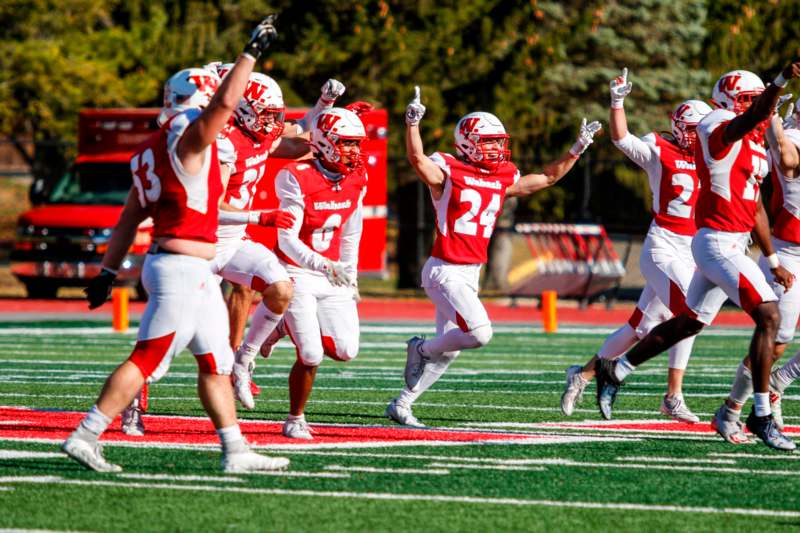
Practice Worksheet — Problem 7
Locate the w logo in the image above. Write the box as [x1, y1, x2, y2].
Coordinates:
[189, 75, 218, 94]
[460, 117, 480, 135]
[244, 82, 267, 101]
[317, 113, 341, 132]
[718, 75, 741, 93]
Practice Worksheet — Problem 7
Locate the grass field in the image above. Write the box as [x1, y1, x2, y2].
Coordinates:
[1, 320, 799, 532]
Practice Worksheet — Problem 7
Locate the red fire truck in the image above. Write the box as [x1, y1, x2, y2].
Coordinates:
[11, 108, 388, 298]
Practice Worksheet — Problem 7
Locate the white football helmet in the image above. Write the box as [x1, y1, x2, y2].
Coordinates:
[712, 70, 765, 114]
[311, 107, 366, 174]
[670, 99, 712, 151]
[233, 73, 285, 142]
[454, 112, 510, 170]
[158, 68, 220, 126]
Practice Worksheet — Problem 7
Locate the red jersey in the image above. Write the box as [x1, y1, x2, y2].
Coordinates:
[632, 133, 699, 236]
[130, 111, 222, 243]
[216, 122, 275, 241]
[428, 152, 520, 265]
[769, 128, 800, 244]
[274, 160, 367, 268]
[695, 108, 769, 232]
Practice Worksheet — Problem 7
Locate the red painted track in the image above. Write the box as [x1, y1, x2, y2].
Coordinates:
[0, 297, 755, 327]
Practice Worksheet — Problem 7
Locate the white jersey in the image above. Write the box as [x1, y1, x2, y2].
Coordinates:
[769, 128, 800, 244]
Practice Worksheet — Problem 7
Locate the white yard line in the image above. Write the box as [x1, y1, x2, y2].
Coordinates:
[0, 450, 65, 460]
[0, 476, 796, 517]
[615, 456, 737, 465]
[708, 452, 800, 461]
[429, 462, 547, 472]
[324, 465, 450, 475]
[117, 473, 246, 483]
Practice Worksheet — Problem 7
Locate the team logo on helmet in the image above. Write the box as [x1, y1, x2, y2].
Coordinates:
[311, 107, 367, 175]
[670, 99, 712, 152]
[233, 73, 285, 143]
[454, 112, 510, 171]
[158, 68, 221, 126]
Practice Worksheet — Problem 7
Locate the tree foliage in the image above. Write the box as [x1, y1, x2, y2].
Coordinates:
[1, 0, 798, 228]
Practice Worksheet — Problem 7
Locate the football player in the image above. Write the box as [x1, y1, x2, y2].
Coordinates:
[63, 17, 290, 472]
[272, 107, 367, 439]
[561, 68, 711, 423]
[385, 86, 601, 427]
[593, 61, 800, 451]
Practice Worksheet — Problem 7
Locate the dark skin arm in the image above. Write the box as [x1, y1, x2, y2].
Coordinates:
[722, 60, 800, 145]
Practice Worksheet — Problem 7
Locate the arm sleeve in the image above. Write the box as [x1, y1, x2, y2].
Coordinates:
[612, 132, 658, 174]
[218, 210, 255, 225]
[339, 187, 365, 269]
[275, 169, 330, 272]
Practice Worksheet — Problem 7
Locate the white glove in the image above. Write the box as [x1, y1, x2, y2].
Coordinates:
[322, 259, 356, 287]
[609, 67, 632, 109]
[782, 97, 798, 129]
[570, 118, 602, 156]
[320, 79, 346, 105]
[775, 93, 793, 116]
[405, 86, 426, 126]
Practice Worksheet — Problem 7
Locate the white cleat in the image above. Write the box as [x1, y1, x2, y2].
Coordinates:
[282, 418, 313, 440]
[660, 393, 700, 424]
[121, 405, 145, 436]
[560, 365, 589, 416]
[770, 391, 784, 430]
[385, 398, 425, 427]
[222, 450, 290, 473]
[232, 362, 255, 410]
[404, 336, 426, 391]
[711, 404, 751, 445]
[62, 434, 122, 473]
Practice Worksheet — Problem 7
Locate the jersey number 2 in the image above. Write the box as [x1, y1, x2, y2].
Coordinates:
[454, 190, 501, 238]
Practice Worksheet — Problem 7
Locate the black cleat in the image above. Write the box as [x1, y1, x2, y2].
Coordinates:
[745, 409, 796, 452]
[595, 358, 623, 420]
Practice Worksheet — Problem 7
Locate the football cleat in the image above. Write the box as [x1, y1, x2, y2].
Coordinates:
[770, 391, 784, 430]
[745, 409, 796, 452]
[385, 398, 425, 427]
[232, 362, 255, 410]
[121, 405, 145, 437]
[282, 418, 313, 440]
[560, 365, 589, 416]
[222, 450, 290, 473]
[404, 336, 426, 391]
[711, 404, 750, 444]
[62, 434, 122, 473]
[595, 358, 622, 420]
[660, 393, 700, 424]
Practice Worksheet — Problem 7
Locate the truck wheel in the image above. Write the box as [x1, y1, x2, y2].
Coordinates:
[24, 281, 58, 299]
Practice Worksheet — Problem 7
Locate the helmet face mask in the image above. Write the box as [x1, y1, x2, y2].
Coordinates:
[158, 68, 220, 126]
[670, 99, 712, 152]
[311, 108, 367, 175]
[455, 112, 510, 171]
[234, 73, 285, 142]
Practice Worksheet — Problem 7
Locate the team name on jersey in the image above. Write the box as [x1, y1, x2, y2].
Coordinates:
[464, 176, 503, 190]
[245, 151, 268, 168]
[675, 160, 695, 170]
[314, 199, 352, 211]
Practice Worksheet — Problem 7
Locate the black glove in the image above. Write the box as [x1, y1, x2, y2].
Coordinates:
[85, 268, 117, 309]
[243, 14, 278, 60]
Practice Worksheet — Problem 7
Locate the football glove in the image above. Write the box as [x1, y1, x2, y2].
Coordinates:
[322, 260, 355, 287]
[243, 14, 278, 60]
[85, 268, 117, 309]
[609, 67, 632, 109]
[258, 209, 295, 229]
[405, 86, 426, 126]
[774, 93, 794, 116]
[320, 79, 346, 105]
[570, 118, 602, 156]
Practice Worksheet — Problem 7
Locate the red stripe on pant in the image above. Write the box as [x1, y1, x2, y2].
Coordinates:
[322, 335, 348, 361]
[738, 273, 764, 315]
[456, 312, 469, 333]
[194, 353, 218, 374]
[627, 307, 643, 329]
[128, 332, 176, 380]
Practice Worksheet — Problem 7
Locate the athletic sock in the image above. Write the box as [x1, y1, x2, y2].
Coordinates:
[772, 351, 800, 393]
[74, 405, 112, 442]
[597, 324, 638, 359]
[667, 335, 695, 371]
[422, 329, 478, 356]
[729, 362, 753, 406]
[241, 304, 283, 354]
[287, 414, 305, 423]
[753, 392, 771, 417]
[217, 424, 248, 453]
[614, 356, 635, 382]
[399, 352, 458, 405]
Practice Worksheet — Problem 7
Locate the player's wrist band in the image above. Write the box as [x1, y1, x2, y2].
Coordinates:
[767, 253, 780, 269]
[610, 99, 625, 110]
[774, 73, 788, 88]
[101, 267, 118, 277]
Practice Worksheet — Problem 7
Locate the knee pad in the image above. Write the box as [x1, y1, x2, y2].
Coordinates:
[468, 324, 493, 347]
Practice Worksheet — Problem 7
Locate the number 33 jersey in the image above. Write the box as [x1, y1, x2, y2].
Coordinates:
[428, 152, 519, 265]
[274, 160, 367, 272]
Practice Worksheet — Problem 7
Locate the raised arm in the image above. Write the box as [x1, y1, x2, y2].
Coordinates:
[507, 118, 601, 197]
[295, 79, 346, 133]
[404, 86, 446, 199]
[723, 59, 800, 145]
[766, 108, 800, 177]
[177, 16, 278, 172]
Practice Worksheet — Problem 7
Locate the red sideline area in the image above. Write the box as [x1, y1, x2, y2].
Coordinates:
[0, 407, 535, 447]
[0, 297, 755, 327]
[542, 420, 800, 435]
